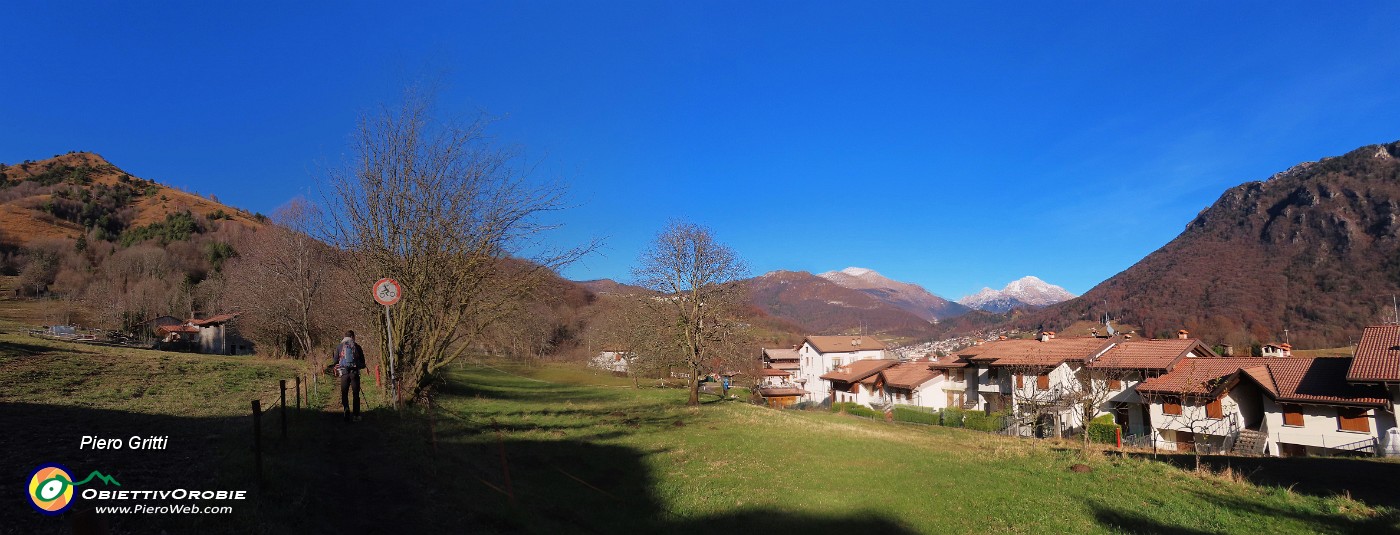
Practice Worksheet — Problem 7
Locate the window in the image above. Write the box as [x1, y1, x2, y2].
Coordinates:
[1108, 378, 1122, 390]
[1205, 398, 1222, 419]
[1016, 374, 1024, 388]
[1163, 396, 1182, 416]
[1282, 405, 1304, 427]
[1036, 374, 1049, 390]
[1338, 408, 1370, 433]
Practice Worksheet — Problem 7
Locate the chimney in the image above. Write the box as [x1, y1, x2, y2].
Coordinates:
[998, 335, 1007, 341]
[1280, 343, 1292, 358]
[1178, 329, 1190, 340]
[1049, 331, 1056, 339]
[1038, 331, 1050, 342]
[1222, 344, 1234, 357]
[1123, 333, 1133, 341]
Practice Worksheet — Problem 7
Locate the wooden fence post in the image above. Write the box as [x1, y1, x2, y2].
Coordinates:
[251, 399, 263, 488]
[295, 376, 302, 412]
[279, 380, 287, 440]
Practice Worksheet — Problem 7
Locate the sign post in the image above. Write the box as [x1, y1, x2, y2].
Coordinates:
[372, 278, 402, 407]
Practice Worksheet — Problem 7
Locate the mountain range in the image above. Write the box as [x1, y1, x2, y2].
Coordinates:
[12, 140, 1400, 350]
[956, 276, 1077, 313]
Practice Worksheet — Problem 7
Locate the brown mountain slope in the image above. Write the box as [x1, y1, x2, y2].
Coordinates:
[0, 152, 264, 247]
[745, 270, 934, 337]
[1020, 141, 1400, 349]
[817, 267, 971, 321]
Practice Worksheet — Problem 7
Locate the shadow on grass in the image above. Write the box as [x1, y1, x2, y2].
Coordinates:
[0, 339, 99, 357]
[1126, 452, 1400, 509]
[3, 397, 918, 534]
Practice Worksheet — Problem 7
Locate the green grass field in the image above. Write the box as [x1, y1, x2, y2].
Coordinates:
[4, 330, 1399, 534]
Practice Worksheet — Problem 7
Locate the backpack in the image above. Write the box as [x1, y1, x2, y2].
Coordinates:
[337, 341, 360, 370]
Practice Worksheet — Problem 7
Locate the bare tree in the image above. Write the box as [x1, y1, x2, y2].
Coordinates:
[631, 221, 751, 406]
[322, 91, 590, 404]
[224, 199, 341, 358]
[1068, 367, 1133, 449]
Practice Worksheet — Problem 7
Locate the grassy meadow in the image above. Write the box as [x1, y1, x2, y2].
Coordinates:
[3, 327, 1399, 533]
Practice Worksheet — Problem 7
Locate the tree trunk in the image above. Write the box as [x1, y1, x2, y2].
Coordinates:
[687, 373, 700, 406]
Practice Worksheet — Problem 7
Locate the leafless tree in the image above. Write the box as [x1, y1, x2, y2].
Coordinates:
[1068, 367, 1133, 449]
[322, 91, 592, 404]
[224, 199, 343, 358]
[631, 221, 752, 406]
[1000, 364, 1070, 438]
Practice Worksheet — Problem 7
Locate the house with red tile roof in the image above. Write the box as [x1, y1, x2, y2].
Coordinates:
[1137, 355, 1394, 456]
[874, 361, 945, 409]
[187, 312, 251, 355]
[962, 334, 1117, 435]
[761, 347, 801, 373]
[820, 358, 898, 406]
[1086, 336, 1222, 437]
[793, 335, 889, 404]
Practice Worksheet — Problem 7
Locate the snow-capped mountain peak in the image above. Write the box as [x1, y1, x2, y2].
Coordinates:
[957, 276, 1075, 313]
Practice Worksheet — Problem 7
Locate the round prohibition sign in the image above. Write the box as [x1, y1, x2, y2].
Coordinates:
[373, 278, 402, 306]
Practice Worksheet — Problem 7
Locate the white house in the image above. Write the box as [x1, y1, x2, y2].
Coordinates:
[1136, 355, 1394, 456]
[1085, 335, 1221, 438]
[589, 350, 630, 374]
[972, 334, 1117, 435]
[875, 361, 945, 409]
[792, 336, 889, 404]
[820, 358, 898, 406]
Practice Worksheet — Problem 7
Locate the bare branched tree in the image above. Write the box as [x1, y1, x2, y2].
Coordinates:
[631, 221, 752, 406]
[323, 91, 591, 404]
[224, 198, 343, 358]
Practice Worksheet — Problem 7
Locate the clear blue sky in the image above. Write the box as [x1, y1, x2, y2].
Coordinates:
[4, 2, 1399, 298]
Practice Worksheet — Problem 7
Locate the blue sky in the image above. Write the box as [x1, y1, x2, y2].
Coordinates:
[4, 2, 1399, 298]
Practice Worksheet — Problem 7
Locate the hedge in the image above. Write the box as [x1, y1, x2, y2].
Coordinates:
[940, 407, 966, 428]
[831, 402, 881, 419]
[893, 406, 939, 425]
[1086, 414, 1119, 444]
[964, 411, 1007, 432]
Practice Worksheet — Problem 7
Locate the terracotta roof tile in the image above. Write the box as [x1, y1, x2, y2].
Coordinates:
[971, 337, 1115, 368]
[762, 348, 800, 360]
[819, 359, 897, 383]
[1088, 339, 1216, 371]
[760, 368, 791, 377]
[928, 355, 972, 369]
[879, 362, 941, 390]
[804, 336, 888, 353]
[1141, 356, 1390, 407]
[1348, 325, 1400, 382]
[1256, 357, 1388, 407]
[189, 313, 240, 326]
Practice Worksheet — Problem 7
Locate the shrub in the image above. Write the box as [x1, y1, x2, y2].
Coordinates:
[940, 407, 966, 428]
[831, 402, 879, 419]
[1086, 414, 1119, 444]
[893, 406, 939, 425]
[965, 411, 1008, 432]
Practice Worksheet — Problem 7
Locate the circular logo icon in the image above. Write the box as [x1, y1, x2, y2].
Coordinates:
[27, 463, 76, 515]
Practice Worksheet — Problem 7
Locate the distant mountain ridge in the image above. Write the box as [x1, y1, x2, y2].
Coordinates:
[816, 267, 970, 321]
[957, 276, 1076, 313]
[745, 270, 935, 337]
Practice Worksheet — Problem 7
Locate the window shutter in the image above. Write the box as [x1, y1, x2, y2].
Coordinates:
[1016, 374, 1024, 388]
[1282, 405, 1303, 426]
[1164, 397, 1181, 415]
[1338, 408, 1370, 433]
[1206, 399, 1222, 419]
[1036, 374, 1049, 390]
[1109, 379, 1122, 390]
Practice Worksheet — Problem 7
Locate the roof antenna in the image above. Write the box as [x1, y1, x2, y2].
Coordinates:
[1393, 295, 1398, 325]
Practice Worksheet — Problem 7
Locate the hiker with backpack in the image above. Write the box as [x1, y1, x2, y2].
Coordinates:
[333, 330, 367, 422]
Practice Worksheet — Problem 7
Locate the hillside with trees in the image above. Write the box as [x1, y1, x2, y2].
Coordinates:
[1017, 141, 1400, 349]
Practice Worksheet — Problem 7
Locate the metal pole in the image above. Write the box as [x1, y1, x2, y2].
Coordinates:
[251, 400, 263, 488]
[385, 305, 399, 407]
[279, 380, 287, 439]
